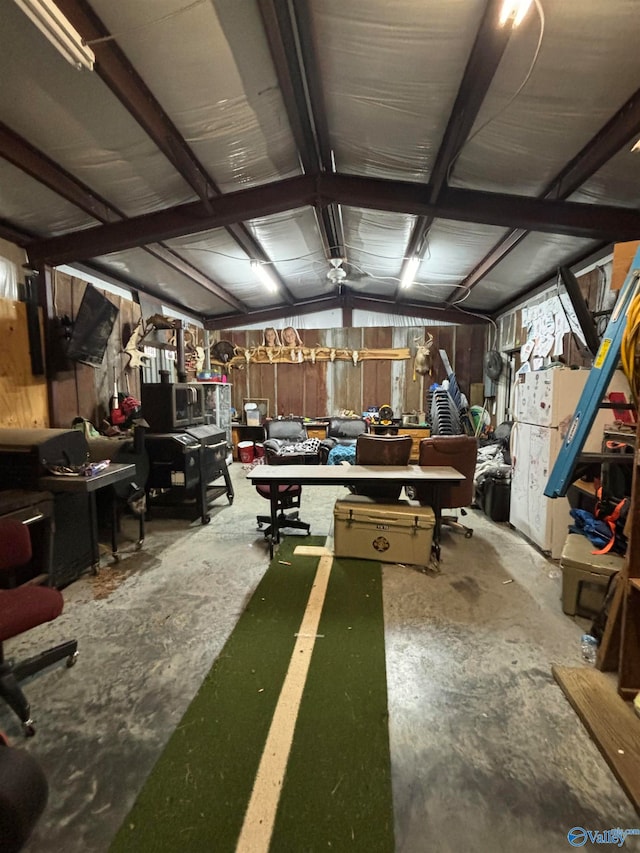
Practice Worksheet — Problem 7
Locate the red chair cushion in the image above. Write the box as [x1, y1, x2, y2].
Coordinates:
[0, 586, 64, 642]
[256, 484, 301, 499]
[0, 520, 32, 573]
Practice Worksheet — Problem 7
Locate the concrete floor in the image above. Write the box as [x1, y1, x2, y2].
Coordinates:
[2, 462, 638, 852]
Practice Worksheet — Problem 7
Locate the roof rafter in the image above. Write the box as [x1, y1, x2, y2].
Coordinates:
[257, 0, 345, 261]
[448, 84, 640, 305]
[397, 0, 514, 297]
[204, 290, 485, 331]
[0, 121, 247, 312]
[26, 172, 640, 268]
[56, 0, 294, 305]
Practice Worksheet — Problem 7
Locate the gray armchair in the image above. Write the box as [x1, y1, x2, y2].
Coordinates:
[263, 419, 321, 465]
[319, 417, 368, 464]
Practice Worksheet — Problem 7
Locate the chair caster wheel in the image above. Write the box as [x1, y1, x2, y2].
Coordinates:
[228, 495, 234, 505]
[66, 651, 79, 668]
[465, 530, 473, 538]
[201, 515, 211, 525]
[22, 720, 36, 738]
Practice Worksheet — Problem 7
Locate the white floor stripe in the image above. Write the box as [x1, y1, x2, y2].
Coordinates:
[235, 551, 334, 853]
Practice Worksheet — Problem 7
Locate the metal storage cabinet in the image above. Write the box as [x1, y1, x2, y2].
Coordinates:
[201, 382, 232, 449]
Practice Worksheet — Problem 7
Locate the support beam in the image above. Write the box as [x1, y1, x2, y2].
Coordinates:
[204, 290, 486, 331]
[450, 84, 640, 304]
[56, 0, 292, 300]
[398, 0, 514, 294]
[27, 173, 640, 268]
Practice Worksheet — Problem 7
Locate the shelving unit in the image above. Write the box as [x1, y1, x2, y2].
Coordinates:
[201, 382, 232, 449]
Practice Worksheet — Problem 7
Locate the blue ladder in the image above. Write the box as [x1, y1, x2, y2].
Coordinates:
[544, 246, 640, 498]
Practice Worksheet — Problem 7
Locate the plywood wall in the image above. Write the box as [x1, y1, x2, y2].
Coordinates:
[0, 298, 49, 428]
[224, 324, 486, 420]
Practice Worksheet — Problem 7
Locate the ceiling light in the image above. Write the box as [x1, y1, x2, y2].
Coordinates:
[14, 0, 95, 70]
[400, 256, 421, 290]
[498, 0, 533, 28]
[250, 260, 278, 293]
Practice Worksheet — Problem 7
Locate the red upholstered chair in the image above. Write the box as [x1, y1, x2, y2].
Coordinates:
[256, 484, 310, 541]
[0, 519, 78, 736]
[415, 435, 478, 537]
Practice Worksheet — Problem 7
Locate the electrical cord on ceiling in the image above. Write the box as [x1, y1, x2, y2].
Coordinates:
[83, 0, 208, 47]
[445, 0, 546, 185]
[451, 303, 498, 331]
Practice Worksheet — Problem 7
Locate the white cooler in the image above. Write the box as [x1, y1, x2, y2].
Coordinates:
[333, 496, 435, 565]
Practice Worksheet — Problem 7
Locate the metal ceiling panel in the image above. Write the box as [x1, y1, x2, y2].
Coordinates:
[0, 1, 196, 218]
[90, 0, 302, 192]
[91, 247, 233, 316]
[0, 160, 97, 235]
[314, 0, 485, 182]
[569, 145, 640, 206]
[464, 231, 603, 312]
[452, 0, 640, 195]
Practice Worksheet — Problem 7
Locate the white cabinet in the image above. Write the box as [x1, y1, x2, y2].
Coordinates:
[202, 382, 232, 447]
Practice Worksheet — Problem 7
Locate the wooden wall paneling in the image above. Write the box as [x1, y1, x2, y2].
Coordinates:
[398, 326, 425, 414]
[302, 354, 328, 419]
[276, 361, 304, 417]
[362, 326, 392, 412]
[0, 298, 49, 428]
[328, 327, 364, 414]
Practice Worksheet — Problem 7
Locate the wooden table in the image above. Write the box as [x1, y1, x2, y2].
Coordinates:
[40, 463, 143, 570]
[248, 464, 464, 559]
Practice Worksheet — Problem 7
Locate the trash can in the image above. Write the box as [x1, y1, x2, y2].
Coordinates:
[238, 441, 255, 464]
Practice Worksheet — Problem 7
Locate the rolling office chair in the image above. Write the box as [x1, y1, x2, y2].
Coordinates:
[415, 435, 478, 537]
[255, 483, 311, 541]
[352, 433, 413, 501]
[0, 519, 78, 736]
[0, 732, 48, 853]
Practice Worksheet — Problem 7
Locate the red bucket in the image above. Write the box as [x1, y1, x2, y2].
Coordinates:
[254, 442, 265, 459]
[238, 441, 255, 464]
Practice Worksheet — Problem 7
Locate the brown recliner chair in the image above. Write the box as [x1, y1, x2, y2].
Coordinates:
[352, 433, 412, 501]
[415, 435, 478, 537]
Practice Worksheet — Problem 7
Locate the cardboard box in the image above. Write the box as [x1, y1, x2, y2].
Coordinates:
[333, 496, 434, 566]
[560, 533, 622, 617]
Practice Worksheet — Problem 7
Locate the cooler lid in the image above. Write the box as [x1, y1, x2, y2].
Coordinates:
[334, 496, 434, 528]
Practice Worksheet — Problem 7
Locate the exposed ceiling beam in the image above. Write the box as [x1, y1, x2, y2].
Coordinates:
[0, 121, 248, 311]
[0, 218, 37, 247]
[399, 0, 514, 292]
[56, 0, 293, 303]
[257, 0, 344, 260]
[449, 84, 640, 305]
[27, 172, 640, 268]
[205, 290, 485, 331]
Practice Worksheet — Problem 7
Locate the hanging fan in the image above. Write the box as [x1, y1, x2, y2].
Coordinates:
[483, 350, 503, 381]
[326, 258, 370, 288]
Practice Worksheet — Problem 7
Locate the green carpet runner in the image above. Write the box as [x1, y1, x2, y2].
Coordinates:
[110, 537, 394, 852]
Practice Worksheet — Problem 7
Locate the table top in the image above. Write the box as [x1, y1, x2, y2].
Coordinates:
[39, 462, 137, 493]
[248, 463, 464, 486]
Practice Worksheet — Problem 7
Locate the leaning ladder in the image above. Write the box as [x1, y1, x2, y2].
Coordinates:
[544, 245, 640, 499]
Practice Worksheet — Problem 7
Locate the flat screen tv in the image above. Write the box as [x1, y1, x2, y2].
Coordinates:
[66, 285, 119, 367]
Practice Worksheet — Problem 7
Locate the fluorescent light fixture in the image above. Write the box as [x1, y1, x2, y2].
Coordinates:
[14, 0, 95, 70]
[498, 0, 533, 28]
[250, 260, 278, 293]
[400, 256, 421, 290]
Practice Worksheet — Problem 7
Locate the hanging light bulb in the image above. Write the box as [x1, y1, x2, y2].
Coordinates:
[498, 0, 533, 28]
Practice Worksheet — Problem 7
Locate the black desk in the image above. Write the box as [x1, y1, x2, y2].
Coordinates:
[39, 463, 142, 571]
[248, 464, 464, 559]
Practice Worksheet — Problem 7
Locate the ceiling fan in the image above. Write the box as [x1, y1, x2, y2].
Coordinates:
[325, 258, 369, 288]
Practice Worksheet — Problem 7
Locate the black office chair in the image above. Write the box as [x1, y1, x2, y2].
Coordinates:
[0, 519, 78, 736]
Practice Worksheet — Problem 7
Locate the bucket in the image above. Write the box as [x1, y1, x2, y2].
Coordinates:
[254, 442, 265, 459]
[238, 441, 255, 464]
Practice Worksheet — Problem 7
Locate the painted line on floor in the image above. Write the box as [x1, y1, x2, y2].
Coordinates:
[235, 547, 334, 853]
